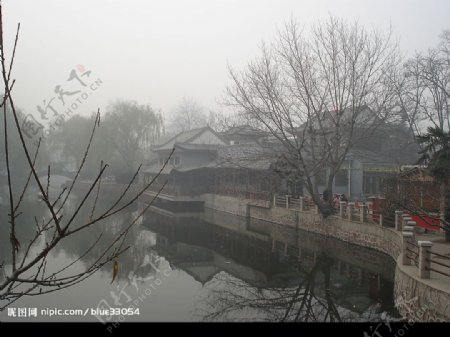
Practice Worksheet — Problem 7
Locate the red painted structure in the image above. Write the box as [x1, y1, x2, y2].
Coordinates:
[410, 213, 441, 231]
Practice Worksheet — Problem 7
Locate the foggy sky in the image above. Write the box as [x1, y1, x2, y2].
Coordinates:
[3, 0, 450, 123]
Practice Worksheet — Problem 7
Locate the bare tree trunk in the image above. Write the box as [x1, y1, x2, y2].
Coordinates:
[324, 175, 334, 206]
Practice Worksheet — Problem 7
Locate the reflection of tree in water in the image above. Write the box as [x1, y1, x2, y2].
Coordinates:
[200, 253, 384, 322]
[38, 197, 161, 283]
[145, 212, 398, 322]
[282, 253, 340, 322]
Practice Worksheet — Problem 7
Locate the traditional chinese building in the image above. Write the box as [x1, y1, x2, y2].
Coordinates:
[142, 126, 227, 203]
[141, 127, 286, 208]
[312, 149, 403, 200]
[206, 142, 283, 200]
[220, 124, 269, 145]
[309, 118, 419, 200]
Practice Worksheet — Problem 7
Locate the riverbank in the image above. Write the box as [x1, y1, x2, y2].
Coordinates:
[72, 182, 450, 321]
[202, 193, 450, 321]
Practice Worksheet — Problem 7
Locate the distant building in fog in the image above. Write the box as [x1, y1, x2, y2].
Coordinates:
[142, 126, 227, 196]
[141, 119, 419, 202]
[220, 125, 269, 145]
[309, 122, 419, 200]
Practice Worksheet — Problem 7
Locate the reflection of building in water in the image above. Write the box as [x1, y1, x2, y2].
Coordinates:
[151, 214, 301, 288]
[143, 210, 397, 316]
[158, 242, 274, 287]
[130, 229, 159, 279]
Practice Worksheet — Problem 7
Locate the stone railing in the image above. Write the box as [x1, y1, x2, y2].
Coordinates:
[273, 195, 319, 213]
[273, 195, 383, 225]
[397, 211, 450, 281]
[272, 194, 450, 281]
[273, 194, 450, 282]
[206, 192, 450, 320]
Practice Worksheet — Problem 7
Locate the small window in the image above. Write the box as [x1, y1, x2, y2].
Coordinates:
[174, 157, 180, 165]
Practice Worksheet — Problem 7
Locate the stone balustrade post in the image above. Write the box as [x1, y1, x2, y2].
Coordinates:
[339, 201, 346, 219]
[315, 204, 320, 214]
[402, 215, 412, 231]
[286, 195, 290, 209]
[418, 241, 432, 279]
[379, 214, 383, 226]
[347, 202, 355, 221]
[402, 232, 414, 266]
[406, 220, 416, 234]
[273, 194, 276, 208]
[360, 204, 367, 223]
[395, 210, 403, 231]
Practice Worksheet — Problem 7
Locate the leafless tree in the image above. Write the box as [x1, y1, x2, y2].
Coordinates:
[396, 30, 450, 232]
[169, 96, 208, 133]
[398, 31, 450, 136]
[206, 108, 265, 133]
[225, 16, 401, 214]
[0, 5, 171, 310]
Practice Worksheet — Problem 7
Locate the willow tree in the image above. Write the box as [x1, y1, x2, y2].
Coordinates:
[94, 100, 164, 182]
[225, 17, 401, 215]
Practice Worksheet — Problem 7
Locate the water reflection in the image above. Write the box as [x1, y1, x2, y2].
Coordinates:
[198, 254, 389, 322]
[43, 197, 161, 283]
[144, 210, 400, 322]
[1, 194, 400, 322]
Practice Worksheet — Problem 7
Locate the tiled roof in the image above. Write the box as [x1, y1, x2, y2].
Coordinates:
[153, 126, 227, 151]
[144, 143, 280, 174]
[153, 127, 210, 151]
[349, 149, 405, 166]
[224, 125, 268, 136]
[174, 143, 222, 151]
[212, 143, 277, 170]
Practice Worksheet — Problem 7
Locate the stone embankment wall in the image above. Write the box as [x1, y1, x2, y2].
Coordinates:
[202, 193, 450, 321]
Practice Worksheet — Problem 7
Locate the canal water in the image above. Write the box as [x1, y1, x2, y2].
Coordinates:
[0, 193, 401, 322]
